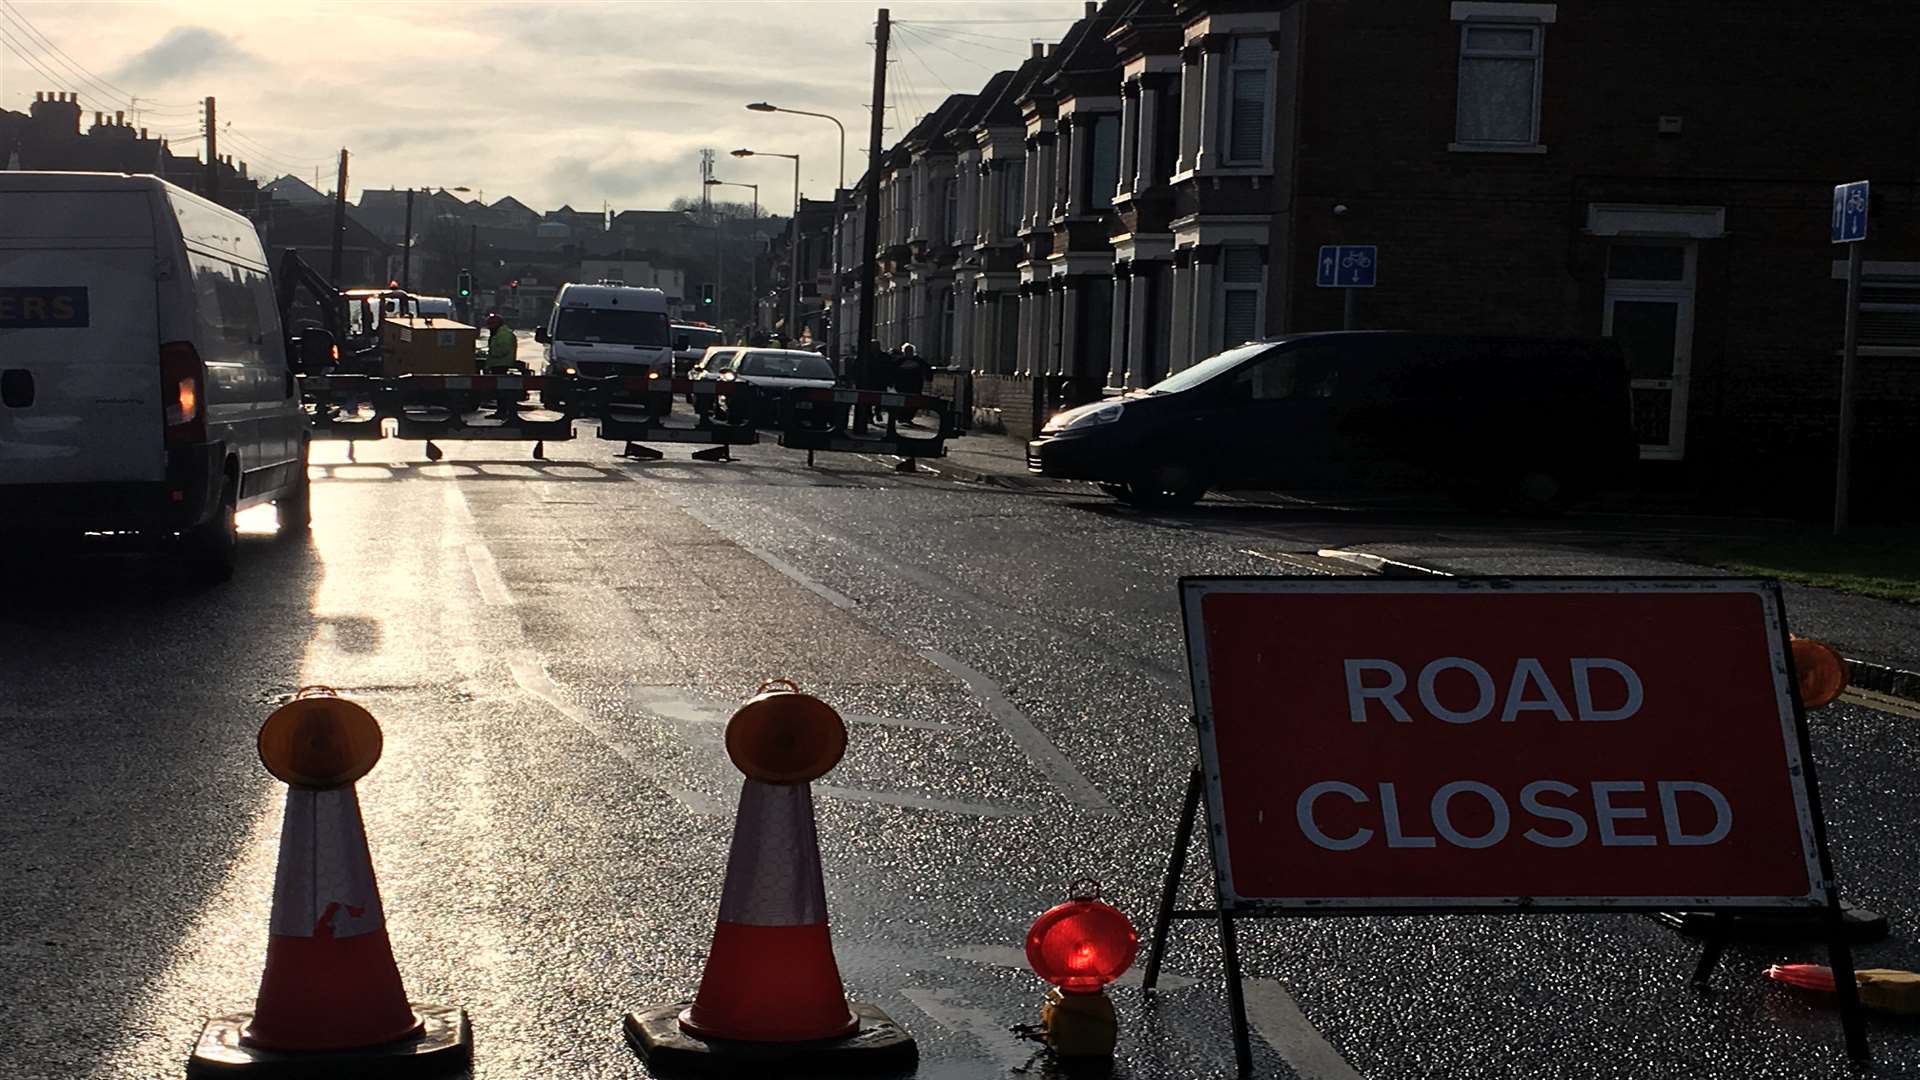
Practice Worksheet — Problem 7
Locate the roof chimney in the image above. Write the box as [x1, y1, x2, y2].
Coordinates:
[94, 111, 103, 127]
[114, 110, 124, 125]
[1085, 0, 1096, 14]
[1031, 41, 1045, 59]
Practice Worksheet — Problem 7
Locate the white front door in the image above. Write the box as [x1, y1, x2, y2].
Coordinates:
[1603, 242, 1695, 460]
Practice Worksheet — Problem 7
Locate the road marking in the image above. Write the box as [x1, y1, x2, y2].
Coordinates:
[508, 654, 726, 816]
[676, 503, 860, 610]
[1841, 686, 1920, 721]
[812, 784, 1031, 818]
[465, 544, 513, 606]
[898, 987, 1037, 1073]
[1242, 977, 1365, 1080]
[921, 648, 1114, 814]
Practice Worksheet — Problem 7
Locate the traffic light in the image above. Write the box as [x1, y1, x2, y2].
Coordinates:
[510, 278, 520, 291]
[457, 269, 473, 298]
[700, 282, 715, 306]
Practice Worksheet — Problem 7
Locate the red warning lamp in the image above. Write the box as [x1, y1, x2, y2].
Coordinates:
[1023, 880, 1137, 1063]
[1027, 881, 1139, 993]
[1790, 636, 1850, 709]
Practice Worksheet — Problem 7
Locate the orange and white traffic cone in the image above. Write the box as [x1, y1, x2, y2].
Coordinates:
[625, 680, 917, 1073]
[188, 688, 471, 1076]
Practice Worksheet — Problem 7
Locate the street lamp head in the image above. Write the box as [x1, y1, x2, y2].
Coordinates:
[746, 102, 777, 112]
[730, 148, 755, 158]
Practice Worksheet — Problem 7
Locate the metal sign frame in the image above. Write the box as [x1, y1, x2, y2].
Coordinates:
[1143, 575, 1867, 1074]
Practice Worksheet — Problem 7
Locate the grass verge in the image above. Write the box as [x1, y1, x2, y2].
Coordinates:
[1676, 528, 1920, 604]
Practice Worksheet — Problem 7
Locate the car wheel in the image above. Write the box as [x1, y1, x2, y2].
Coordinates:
[276, 453, 313, 539]
[184, 478, 238, 583]
[1128, 463, 1208, 510]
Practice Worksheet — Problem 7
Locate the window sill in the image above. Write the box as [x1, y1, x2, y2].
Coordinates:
[1169, 165, 1277, 184]
[1447, 142, 1549, 154]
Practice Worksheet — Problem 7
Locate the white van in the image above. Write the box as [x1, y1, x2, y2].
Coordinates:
[536, 282, 673, 384]
[0, 172, 308, 581]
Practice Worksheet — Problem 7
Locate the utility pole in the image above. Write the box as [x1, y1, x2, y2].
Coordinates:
[855, 7, 888, 392]
[401, 188, 415, 289]
[203, 97, 218, 204]
[329, 149, 348, 282]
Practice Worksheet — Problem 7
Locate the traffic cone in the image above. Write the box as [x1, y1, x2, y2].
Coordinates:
[678, 779, 860, 1042]
[188, 689, 471, 1075]
[625, 680, 916, 1073]
[243, 786, 421, 1050]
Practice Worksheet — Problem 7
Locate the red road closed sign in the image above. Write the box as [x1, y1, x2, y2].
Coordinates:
[1182, 578, 1827, 910]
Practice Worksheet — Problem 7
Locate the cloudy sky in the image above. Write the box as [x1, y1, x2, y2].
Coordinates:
[0, 0, 1089, 212]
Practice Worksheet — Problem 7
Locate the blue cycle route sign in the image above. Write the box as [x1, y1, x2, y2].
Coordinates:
[1832, 181, 1869, 244]
[1316, 245, 1376, 288]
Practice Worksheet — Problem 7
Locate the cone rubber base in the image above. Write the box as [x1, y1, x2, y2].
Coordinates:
[624, 1000, 916, 1076]
[188, 1002, 471, 1077]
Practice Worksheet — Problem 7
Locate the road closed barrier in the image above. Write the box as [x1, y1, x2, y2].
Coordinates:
[777, 388, 956, 470]
[1145, 577, 1871, 1071]
[588, 376, 759, 462]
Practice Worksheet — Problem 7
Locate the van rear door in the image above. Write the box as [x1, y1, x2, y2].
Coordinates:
[0, 188, 162, 486]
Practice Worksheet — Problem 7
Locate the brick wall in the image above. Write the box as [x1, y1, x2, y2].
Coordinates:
[1280, 0, 1920, 516]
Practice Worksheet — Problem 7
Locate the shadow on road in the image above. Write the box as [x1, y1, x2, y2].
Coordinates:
[0, 528, 324, 1073]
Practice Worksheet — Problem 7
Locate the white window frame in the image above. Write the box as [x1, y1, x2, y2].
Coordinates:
[1602, 240, 1695, 461]
[1219, 35, 1274, 169]
[1217, 244, 1266, 349]
[1449, 2, 1555, 153]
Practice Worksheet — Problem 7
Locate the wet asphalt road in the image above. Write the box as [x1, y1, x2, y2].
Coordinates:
[4, 425, 1920, 1080]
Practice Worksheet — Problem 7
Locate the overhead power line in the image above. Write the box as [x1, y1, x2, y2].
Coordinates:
[0, 0, 191, 112]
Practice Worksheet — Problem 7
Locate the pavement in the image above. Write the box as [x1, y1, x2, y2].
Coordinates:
[4, 421, 1920, 1080]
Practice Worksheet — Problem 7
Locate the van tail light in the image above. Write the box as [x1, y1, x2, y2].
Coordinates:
[160, 340, 206, 448]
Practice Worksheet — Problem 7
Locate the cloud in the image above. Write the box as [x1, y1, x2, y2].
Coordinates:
[113, 26, 252, 86]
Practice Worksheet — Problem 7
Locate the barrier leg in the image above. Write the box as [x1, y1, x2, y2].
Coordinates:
[533, 440, 546, 461]
[425, 441, 443, 463]
[691, 445, 731, 463]
[894, 457, 919, 474]
[623, 442, 664, 461]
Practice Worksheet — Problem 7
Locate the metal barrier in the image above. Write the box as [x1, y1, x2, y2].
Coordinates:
[390, 375, 575, 461]
[587, 377, 760, 462]
[776, 388, 956, 471]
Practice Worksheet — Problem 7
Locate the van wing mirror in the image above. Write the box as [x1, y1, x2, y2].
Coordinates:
[296, 328, 336, 373]
[534, 325, 550, 344]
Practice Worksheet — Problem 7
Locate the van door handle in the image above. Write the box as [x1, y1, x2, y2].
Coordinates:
[1, 369, 32, 408]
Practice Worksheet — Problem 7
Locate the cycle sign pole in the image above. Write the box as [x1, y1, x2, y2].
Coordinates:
[1831, 180, 1868, 535]
[1315, 244, 1376, 329]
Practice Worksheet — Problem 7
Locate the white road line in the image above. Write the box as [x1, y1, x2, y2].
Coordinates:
[1841, 686, 1920, 721]
[675, 503, 860, 610]
[898, 987, 1037, 1073]
[921, 648, 1114, 814]
[812, 785, 1032, 818]
[1242, 977, 1365, 1080]
[508, 654, 726, 816]
[466, 544, 513, 606]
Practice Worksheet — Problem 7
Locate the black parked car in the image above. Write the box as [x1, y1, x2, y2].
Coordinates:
[1027, 332, 1637, 509]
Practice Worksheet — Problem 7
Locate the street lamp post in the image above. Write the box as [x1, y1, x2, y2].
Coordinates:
[705, 178, 758, 334]
[748, 102, 848, 361]
[731, 148, 802, 346]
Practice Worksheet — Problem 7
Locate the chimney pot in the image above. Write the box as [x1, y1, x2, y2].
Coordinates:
[1031, 41, 1045, 58]
[94, 111, 103, 126]
[1085, 0, 1096, 14]
[34, 91, 42, 102]
[115, 110, 124, 125]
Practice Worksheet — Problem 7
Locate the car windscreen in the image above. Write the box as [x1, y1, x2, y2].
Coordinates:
[738, 352, 835, 380]
[674, 327, 723, 352]
[555, 306, 670, 346]
[1143, 341, 1276, 395]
